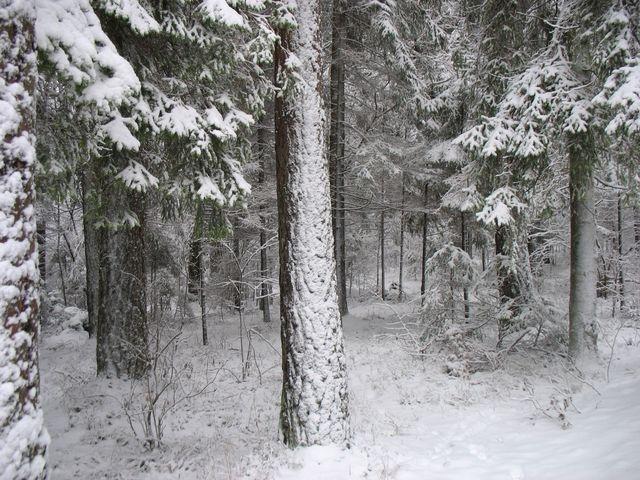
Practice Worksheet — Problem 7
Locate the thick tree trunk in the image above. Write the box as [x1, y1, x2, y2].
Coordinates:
[329, 0, 348, 316]
[96, 187, 149, 378]
[568, 138, 598, 359]
[274, 0, 349, 447]
[0, 4, 49, 476]
[421, 183, 428, 306]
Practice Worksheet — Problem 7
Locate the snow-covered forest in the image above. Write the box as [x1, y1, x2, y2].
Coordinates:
[1, 0, 640, 478]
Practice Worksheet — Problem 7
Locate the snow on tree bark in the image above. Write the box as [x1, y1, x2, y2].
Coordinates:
[274, 0, 350, 447]
[568, 134, 598, 359]
[0, 1, 49, 477]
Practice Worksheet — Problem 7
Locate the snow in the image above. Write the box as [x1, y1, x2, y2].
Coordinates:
[199, 0, 245, 27]
[96, 0, 160, 35]
[38, 275, 640, 479]
[35, 0, 141, 111]
[1, 4, 49, 478]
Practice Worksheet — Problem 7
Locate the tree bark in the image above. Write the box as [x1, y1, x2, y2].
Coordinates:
[617, 193, 625, 310]
[398, 174, 405, 302]
[0, 3, 49, 476]
[81, 169, 99, 337]
[36, 219, 46, 283]
[461, 212, 470, 321]
[187, 208, 203, 297]
[329, 0, 348, 316]
[568, 136, 598, 359]
[380, 176, 386, 300]
[495, 224, 519, 346]
[421, 183, 428, 306]
[257, 120, 271, 322]
[96, 184, 149, 378]
[274, 0, 350, 447]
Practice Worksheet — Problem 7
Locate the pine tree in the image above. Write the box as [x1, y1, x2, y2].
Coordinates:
[274, 0, 350, 447]
[0, 1, 49, 477]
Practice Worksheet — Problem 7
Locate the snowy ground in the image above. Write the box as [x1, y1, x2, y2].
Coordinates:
[40, 285, 640, 479]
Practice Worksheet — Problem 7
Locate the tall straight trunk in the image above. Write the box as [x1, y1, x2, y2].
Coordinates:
[568, 137, 598, 359]
[187, 207, 203, 297]
[233, 234, 242, 310]
[257, 120, 271, 322]
[96, 185, 149, 378]
[617, 193, 625, 310]
[421, 183, 428, 305]
[82, 170, 99, 337]
[634, 206, 640, 251]
[461, 212, 470, 320]
[37, 219, 46, 282]
[274, 0, 349, 447]
[0, 4, 49, 476]
[398, 174, 405, 301]
[380, 177, 386, 300]
[329, 0, 348, 316]
[495, 224, 519, 346]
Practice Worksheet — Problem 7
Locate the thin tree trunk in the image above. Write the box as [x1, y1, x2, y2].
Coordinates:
[187, 209, 203, 297]
[617, 193, 625, 310]
[82, 170, 99, 337]
[257, 120, 271, 322]
[380, 176, 386, 300]
[329, 0, 348, 316]
[495, 224, 519, 346]
[634, 206, 640, 251]
[233, 234, 242, 310]
[568, 137, 598, 359]
[398, 174, 405, 302]
[461, 212, 470, 321]
[56, 204, 68, 306]
[0, 5, 49, 474]
[37, 219, 46, 283]
[421, 183, 428, 306]
[274, 1, 349, 447]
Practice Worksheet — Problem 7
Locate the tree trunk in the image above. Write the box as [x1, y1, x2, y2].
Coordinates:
[274, 0, 349, 447]
[329, 0, 348, 316]
[617, 193, 625, 310]
[187, 208, 203, 297]
[257, 120, 271, 322]
[461, 212, 470, 321]
[398, 174, 405, 302]
[0, 4, 49, 475]
[82, 170, 98, 337]
[421, 183, 428, 306]
[380, 177, 386, 300]
[37, 219, 46, 283]
[495, 224, 519, 346]
[568, 137, 598, 359]
[96, 186, 149, 378]
[634, 206, 640, 251]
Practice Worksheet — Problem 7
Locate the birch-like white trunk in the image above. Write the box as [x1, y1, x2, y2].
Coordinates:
[274, 0, 349, 447]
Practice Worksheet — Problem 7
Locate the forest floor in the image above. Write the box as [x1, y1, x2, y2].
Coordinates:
[40, 278, 640, 479]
